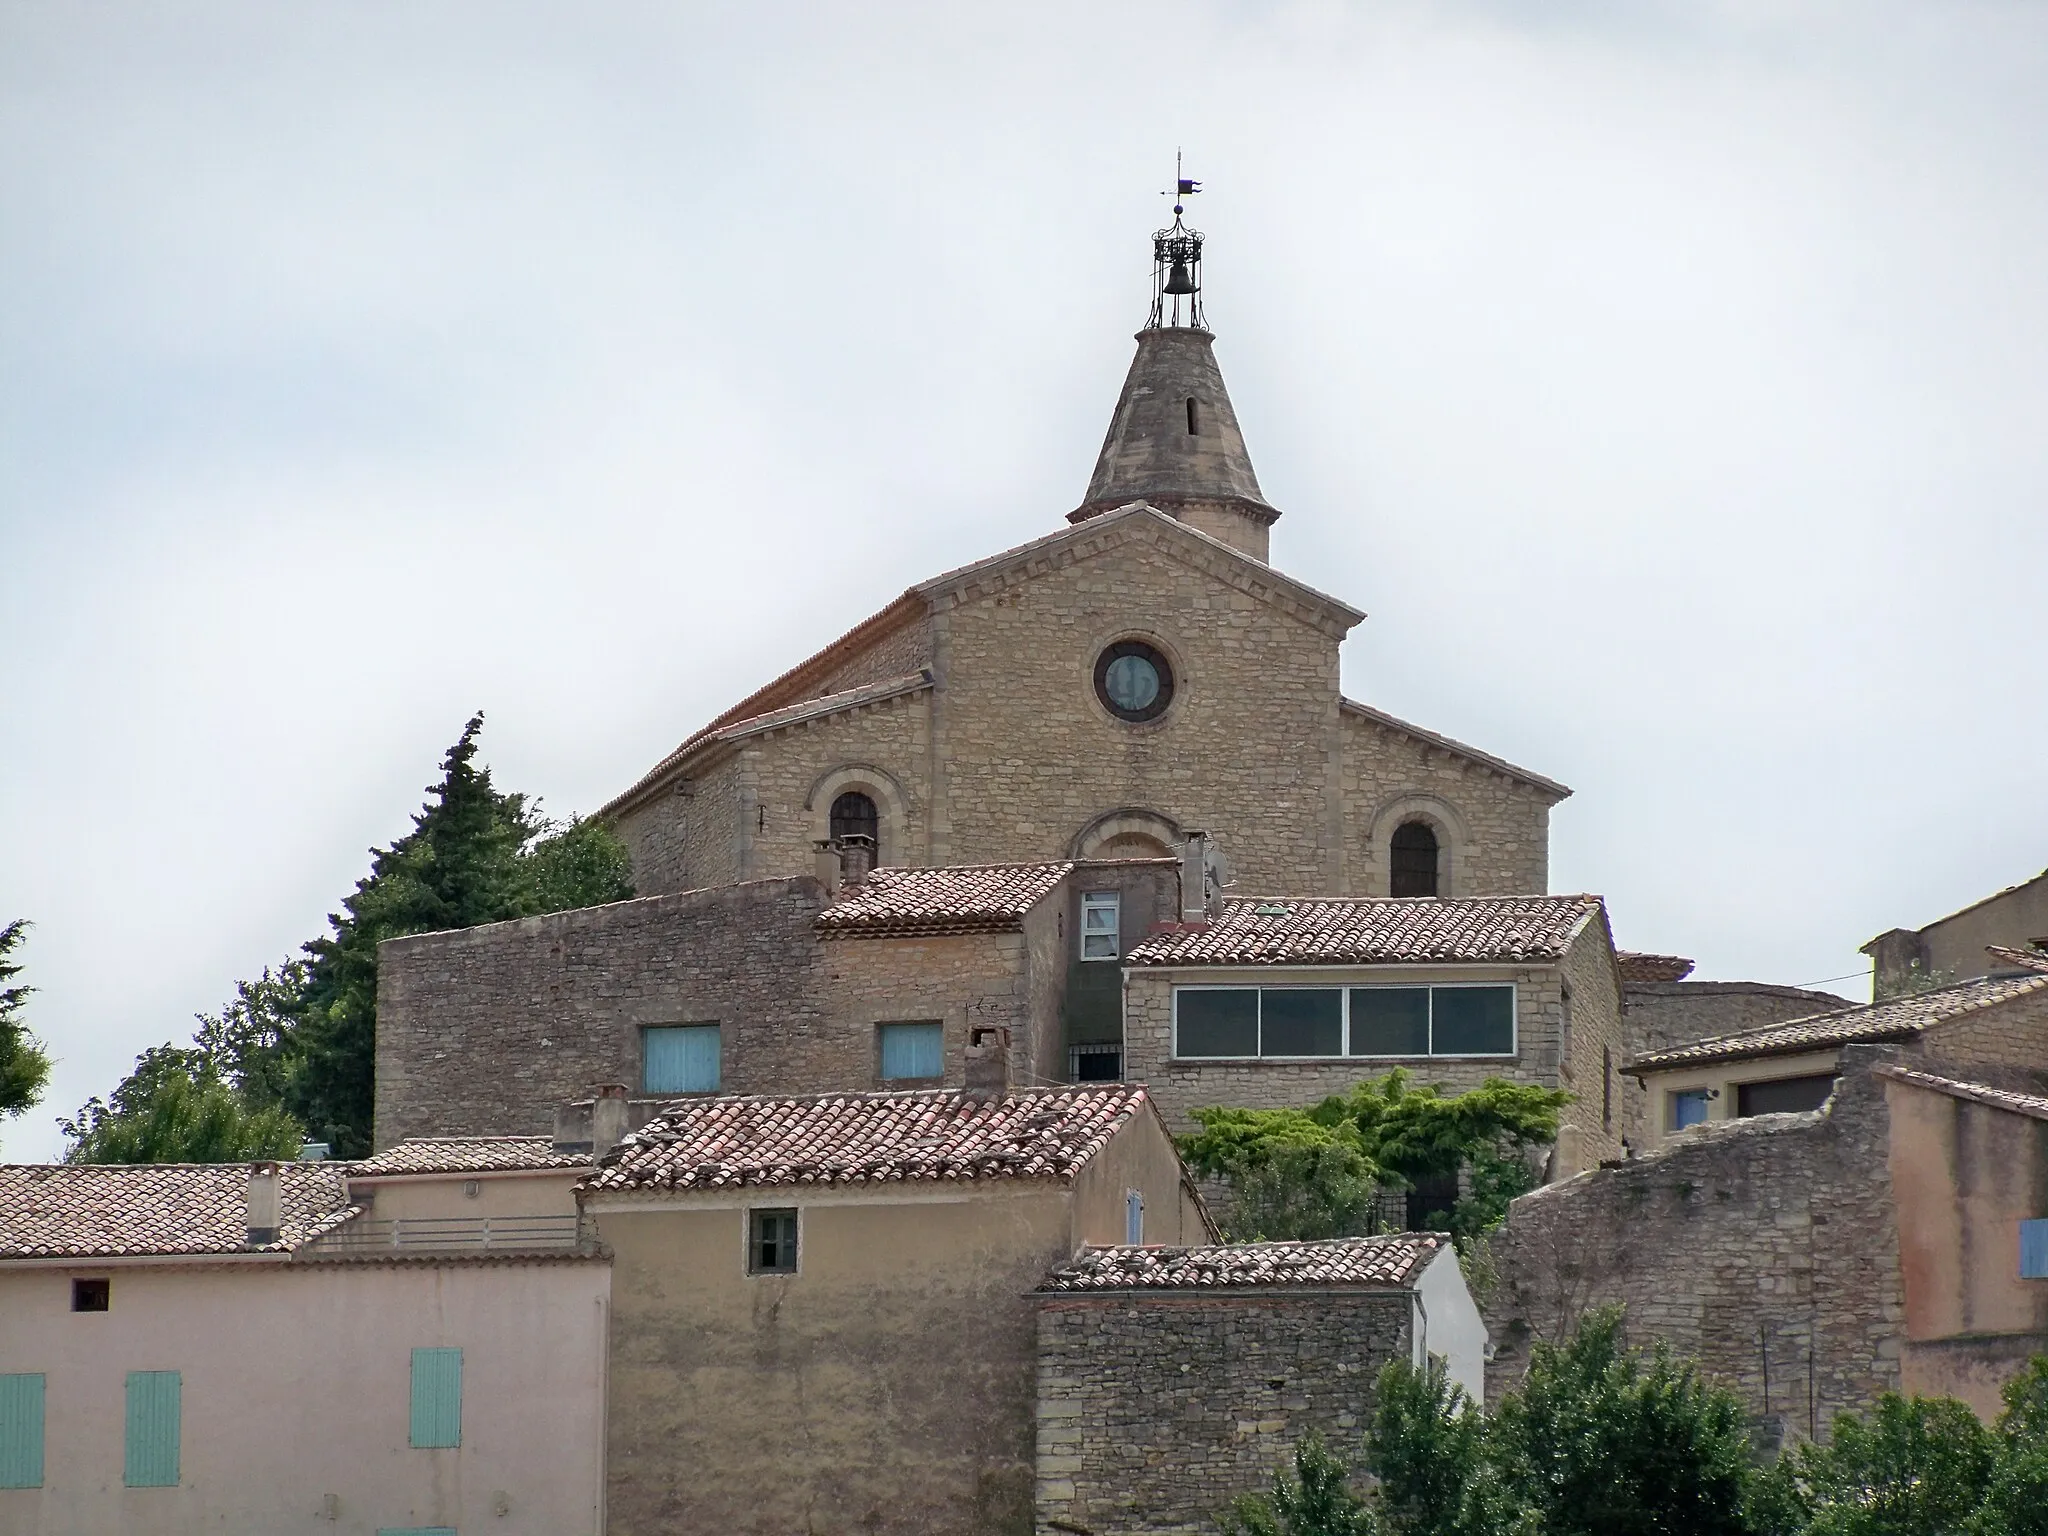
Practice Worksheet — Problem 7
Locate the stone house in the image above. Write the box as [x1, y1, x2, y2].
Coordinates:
[1626, 951, 2048, 1146]
[595, 223, 1569, 910]
[0, 1147, 609, 1534]
[1862, 866, 2048, 996]
[375, 855, 1182, 1148]
[1033, 1233, 1483, 1536]
[578, 1078, 1210, 1536]
[1120, 892, 1629, 1170]
[1482, 1045, 2048, 1433]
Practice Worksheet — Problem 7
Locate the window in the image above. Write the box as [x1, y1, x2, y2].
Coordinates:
[1173, 985, 1515, 1059]
[0, 1374, 43, 1490]
[409, 1347, 463, 1449]
[1389, 821, 1439, 898]
[1069, 1043, 1122, 1082]
[878, 1021, 943, 1081]
[1602, 1046, 1614, 1132]
[1081, 892, 1121, 960]
[644, 1024, 720, 1094]
[750, 1208, 799, 1274]
[1125, 1190, 1145, 1245]
[1093, 640, 1175, 723]
[1670, 1090, 1711, 1131]
[2022, 1219, 2048, 1280]
[1185, 397, 1201, 435]
[71, 1277, 109, 1312]
[124, 1371, 180, 1488]
[829, 791, 878, 846]
[1736, 1074, 1837, 1118]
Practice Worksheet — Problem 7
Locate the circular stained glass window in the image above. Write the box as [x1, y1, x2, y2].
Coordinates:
[1094, 640, 1175, 723]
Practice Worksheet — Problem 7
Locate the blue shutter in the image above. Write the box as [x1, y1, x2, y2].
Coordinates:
[879, 1023, 943, 1080]
[1125, 1190, 1144, 1245]
[410, 1348, 463, 1448]
[2022, 1218, 2048, 1279]
[124, 1370, 180, 1487]
[645, 1026, 720, 1093]
[0, 1373, 44, 1489]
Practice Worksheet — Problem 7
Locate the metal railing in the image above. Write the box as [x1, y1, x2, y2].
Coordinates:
[305, 1214, 588, 1255]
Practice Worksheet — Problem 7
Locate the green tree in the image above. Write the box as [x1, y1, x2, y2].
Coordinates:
[60, 1043, 304, 1164]
[1975, 1357, 2048, 1536]
[0, 919, 54, 1120]
[1484, 1307, 1756, 1536]
[1364, 1354, 1486, 1536]
[1180, 1070, 1571, 1243]
[285, 715, 633, 1156]
[1222, 1432, 1374, 1536]
[1771, 1391, 1995, 1536]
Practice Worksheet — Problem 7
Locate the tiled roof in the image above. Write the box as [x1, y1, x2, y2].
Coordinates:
[1125, 895, 1603, 967]
[1988, 945, 2048, 975]
[713, 672, 931, 743]
[0, 1163, 353, 1259]
[352, 1137, 591, 1177]
[586, 1086, 1147, 1193]
[1627, 970, 2048, 1072]
[1874, 1066, 2048, 1123]
[1037, 1233, 1446, 1294]
[815, 861, 1073, 938]
[1618, 952, 1697, 983]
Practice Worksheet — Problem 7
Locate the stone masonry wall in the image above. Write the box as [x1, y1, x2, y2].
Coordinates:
[1035, 1290, 1414, 1536]
[1556, 909, 1628, 1167]
[1481, 1050, 1906, 1437]
[1617, 982, 1852, 1145]
[1922, 985, 2048, 1066]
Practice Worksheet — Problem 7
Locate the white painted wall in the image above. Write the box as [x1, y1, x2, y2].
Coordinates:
[1413, 1245, 1489, 1407]
[0, 1257, 608, 1535]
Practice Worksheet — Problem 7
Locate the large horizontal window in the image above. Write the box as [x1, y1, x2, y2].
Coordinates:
[1173, 984, 1515, 1060]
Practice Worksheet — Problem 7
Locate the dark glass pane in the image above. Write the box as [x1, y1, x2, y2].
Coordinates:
[1431, 986, 1514, 1055]
[829, 791, 878, 843]
[1073, 1050, 1122, 1082]
[1175, 990, 1258, 1057]
[1390, 821, 1439, 898]
[1736, 1075, 1837, 1117]
[1259, 989, 1341, 1057]
[1349, 988, 1430, 1055]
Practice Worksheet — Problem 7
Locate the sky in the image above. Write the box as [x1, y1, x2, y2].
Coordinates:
[3, 1, 2045, 1160]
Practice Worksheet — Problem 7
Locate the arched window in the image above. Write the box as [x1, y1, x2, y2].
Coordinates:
[1389, 820, 1439, 898]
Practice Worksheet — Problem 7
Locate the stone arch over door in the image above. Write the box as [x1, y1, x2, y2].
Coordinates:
[806, 763, 915, 868]
[1070, 806, 1183, 861]
[1366, 793, 1468, 898]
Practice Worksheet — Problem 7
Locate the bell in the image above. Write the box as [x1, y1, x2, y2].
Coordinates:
[1162, 259, 1197, 296]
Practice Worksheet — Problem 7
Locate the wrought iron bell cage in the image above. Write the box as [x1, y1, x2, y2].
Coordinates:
[1147, 217, 1206, 330]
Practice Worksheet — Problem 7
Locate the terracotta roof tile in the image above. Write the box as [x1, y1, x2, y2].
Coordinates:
[353, 1137, 590, 1177]
[1125, 895, 1602, 968]
[585, 1086, 1147, 1193]
[0, 1163, 353, 1259]
[1988, 945, 2048, 976]
[1627, 970, 2048, 1072]
[1618, 952, 1697, 983]
[815, 862, 1073, 938]
[1037, 1233, 1445, 1293]
[1873, 1065, 2048, 1122]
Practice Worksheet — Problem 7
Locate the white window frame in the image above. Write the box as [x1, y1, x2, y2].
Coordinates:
[1170, 982, 1518, 1062]
[1080, 892, 1121, 961]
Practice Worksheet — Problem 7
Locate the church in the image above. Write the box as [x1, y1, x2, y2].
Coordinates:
[373, 208, 1618, 1159]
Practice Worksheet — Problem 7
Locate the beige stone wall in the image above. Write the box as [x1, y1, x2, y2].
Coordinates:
[1067, 1104, 1211, 1247]
[1922, 986, 2048, 1066]
[737, 687, 933, 879]
[0, 1256, 609, 1535]
[1340, 710, 1554, 898]
[822, 927, 1035, 1087]
[1123, 961, 1570, 1137]
[1555, 910, 1628, 1167]
[614, 749, 745, 895]
[1885, 1073, 2048, 1418]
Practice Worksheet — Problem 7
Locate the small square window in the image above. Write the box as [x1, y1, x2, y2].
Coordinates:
[1670, 1090, 1711, 1131]
[644, 1024, 720, 1094]
[878, 1022, 943, 1081]
[1069, 1043, 1122, 1082]
[1081, 893, 1121, 961]
[750, 1209, 798, 1275]
[71, 1278, 110, 1312]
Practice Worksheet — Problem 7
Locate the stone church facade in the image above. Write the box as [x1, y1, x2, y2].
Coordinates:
[601, 320, 1568, 907]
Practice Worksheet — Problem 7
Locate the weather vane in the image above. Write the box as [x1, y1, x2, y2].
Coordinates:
[1148, 151, 1206, 330]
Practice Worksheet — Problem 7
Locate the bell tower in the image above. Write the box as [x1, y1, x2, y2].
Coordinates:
[1069, 176, 1281, 561]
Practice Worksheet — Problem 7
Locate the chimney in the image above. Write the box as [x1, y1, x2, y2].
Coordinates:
[245, 1163, 282, 1247]
[813, 840, 841, 895]
[1180, 831, 1210, 923]
[964, 1026, 1011, 1098]
[591, 1083, 631, 1163]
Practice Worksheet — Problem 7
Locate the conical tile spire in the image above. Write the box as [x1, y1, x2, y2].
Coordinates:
[1069, 203, 1280, 560]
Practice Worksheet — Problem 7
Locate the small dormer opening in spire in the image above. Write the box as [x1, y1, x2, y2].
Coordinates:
[1185, 398, 1201, 436]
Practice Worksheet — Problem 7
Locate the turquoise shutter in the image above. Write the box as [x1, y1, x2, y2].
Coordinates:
[645, 1025, 720, 1093]
[409, 1348, 462, 1448]
[124, 1370, 181, 1487]
[0, 1373, 44, 1489]
[2022, 1218, 2048, 1279]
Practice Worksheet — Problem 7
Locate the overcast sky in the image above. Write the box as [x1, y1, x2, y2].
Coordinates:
[4, 2, 2044, 1159]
